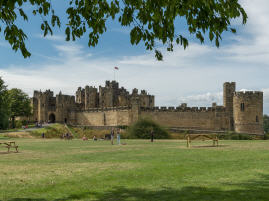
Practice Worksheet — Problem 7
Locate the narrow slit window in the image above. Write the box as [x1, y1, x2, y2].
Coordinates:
[256, 116, 259, 122]
[240, 103, 245, 111]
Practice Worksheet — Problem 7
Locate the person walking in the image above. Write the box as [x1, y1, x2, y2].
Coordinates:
[117, 129, 121, 145]
[150, 128, 154, 142]
[110, 128, 115, 145]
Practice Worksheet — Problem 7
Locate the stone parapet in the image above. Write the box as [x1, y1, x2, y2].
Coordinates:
[140, 106, 226, 112]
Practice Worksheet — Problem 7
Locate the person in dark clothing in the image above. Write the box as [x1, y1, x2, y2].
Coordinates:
[150, 129, 154, 142]
[111, 129, 115, 145]
[42, 133, 45, 139]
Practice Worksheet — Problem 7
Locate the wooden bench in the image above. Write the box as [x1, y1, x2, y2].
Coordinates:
[185, 134, 219, 148]
[0, 141, 19, 153]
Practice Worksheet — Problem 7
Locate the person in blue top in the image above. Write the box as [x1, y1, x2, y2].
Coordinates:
[117, 129, 121, 145]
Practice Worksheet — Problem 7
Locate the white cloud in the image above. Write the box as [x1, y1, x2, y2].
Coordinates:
[1, 0, 269, 114]
[35, 34, 65, 42]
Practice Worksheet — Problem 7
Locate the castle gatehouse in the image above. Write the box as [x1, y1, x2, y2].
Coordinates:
[30, 81, 264, 134]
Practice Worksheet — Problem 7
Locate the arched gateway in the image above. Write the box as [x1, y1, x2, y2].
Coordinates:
[49, 113, 56, 123]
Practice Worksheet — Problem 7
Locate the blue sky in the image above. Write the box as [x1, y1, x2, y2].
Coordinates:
[1, 0, 269, 114]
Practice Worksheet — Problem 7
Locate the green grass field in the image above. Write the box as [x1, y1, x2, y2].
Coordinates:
[1, 139, 269, 201]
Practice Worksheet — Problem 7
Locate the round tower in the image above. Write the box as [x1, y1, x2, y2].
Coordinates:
[233, 91, 263, 134]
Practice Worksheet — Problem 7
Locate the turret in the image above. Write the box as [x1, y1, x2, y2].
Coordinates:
[223, 82, 236, 116]
[223, 82, 236, 130]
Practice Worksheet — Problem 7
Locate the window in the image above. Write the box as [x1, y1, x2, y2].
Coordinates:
[240, 103, 245, 111]
[256, 116, 259, 122]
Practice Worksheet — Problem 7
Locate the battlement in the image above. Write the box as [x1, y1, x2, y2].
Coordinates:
[234, 91, 263, 98]
[141, 90, 147, 95]
[105, 80, 119, 88]
[78, 106, 130, 112]
[224, 82, 236, 86]
[56, 94, 75, 103]
[140, 106, 226, 112]
[33, 90, 54, 98]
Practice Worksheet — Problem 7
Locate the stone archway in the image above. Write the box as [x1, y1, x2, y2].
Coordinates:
[49, 113, 56, 123]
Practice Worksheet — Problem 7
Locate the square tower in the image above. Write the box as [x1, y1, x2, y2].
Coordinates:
[223, 82, 236, 116]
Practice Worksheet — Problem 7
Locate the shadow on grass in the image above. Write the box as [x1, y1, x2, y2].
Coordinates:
[191, 145, 229, 148]
[0, 151, 20, 154]
[7, 174, 269, 201]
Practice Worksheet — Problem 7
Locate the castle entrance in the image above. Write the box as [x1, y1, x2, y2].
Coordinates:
[49, 113, 56, 123]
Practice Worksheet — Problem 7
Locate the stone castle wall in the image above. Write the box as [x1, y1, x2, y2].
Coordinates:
[69, 107, 131, 126]
[69, 106, 230, 132]
[30, 81, 264, 134]
[140, 107, 230, 131]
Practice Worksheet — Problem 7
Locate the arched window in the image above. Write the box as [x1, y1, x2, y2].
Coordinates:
[240, 103, 245, 111]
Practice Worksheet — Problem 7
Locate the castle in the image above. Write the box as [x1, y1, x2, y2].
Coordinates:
[30, 81, 264, 134]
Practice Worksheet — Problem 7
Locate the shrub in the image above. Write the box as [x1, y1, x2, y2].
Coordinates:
[264, 134, 269, 140]
[21, 120, 28, 126]
[117, 125, 129, 130]
[15, 120, 22, 128]
[127, 118, 169, 139]
[29, 124, 68, 138]
[219, 132, 254, 140]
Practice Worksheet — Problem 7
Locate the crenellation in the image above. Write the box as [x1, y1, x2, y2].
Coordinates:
[30, 81, 263, 134]
[234, 91, 263, 98]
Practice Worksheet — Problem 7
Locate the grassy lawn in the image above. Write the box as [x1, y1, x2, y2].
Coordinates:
[1, 139, 269, 201]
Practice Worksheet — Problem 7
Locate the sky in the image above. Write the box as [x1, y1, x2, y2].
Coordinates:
[0, 0, 269, 114]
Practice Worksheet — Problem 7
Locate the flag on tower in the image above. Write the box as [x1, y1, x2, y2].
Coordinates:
[114, 66, 119, 70]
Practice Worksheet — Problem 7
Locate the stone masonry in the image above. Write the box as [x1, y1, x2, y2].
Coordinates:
[30, 81, 264, 134]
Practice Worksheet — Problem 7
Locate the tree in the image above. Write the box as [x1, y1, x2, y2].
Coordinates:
[128, 118, 169, 139]
[8, 88, 32, 128]
[0, 0, 247, 60]
[264, 115, 269, 134]
[0, 77, 10, 130]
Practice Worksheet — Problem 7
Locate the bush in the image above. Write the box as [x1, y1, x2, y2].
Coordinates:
[29, 124, 68, 138]
[117, 125, 129, 130]
[21, 120, 28, 126]
[264, 134, 269, 140]
[15, 120, 22, 128]
[219, 132, 254, 140]
[127, 118, 169, 139]
[69, 126, 110, 139]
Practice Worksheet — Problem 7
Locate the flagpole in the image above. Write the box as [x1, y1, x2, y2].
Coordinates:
[114, 66, 119, 81]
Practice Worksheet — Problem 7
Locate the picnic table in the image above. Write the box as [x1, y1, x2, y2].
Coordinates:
[0, 141, 19, 153]
[185, 134, 219, 148]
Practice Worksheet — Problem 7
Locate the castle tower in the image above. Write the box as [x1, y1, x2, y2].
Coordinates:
[56, 94, 76, 123]
[233, 91, 263, 134]
[223, 82, 236, 130]
[85, 86, 98, 109]
[99, 81, 119, 108]
[76, 87, 85, 105]
[37, 90, 54, 122]
[129, 96, 140, 124]
[223, 82, 236, 115]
